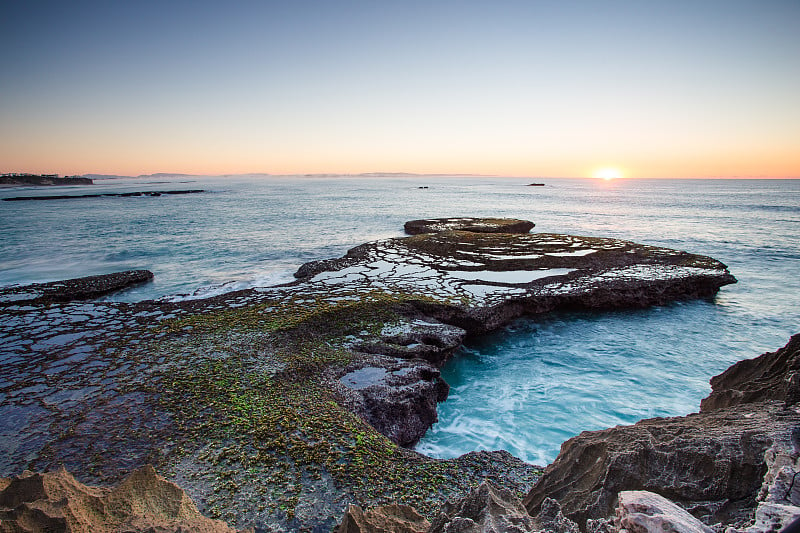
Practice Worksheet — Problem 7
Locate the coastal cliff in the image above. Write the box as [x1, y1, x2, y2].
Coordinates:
[0, 218, 740, 531]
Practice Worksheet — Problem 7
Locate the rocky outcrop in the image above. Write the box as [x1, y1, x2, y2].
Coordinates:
[427, 482, 537, 533]
[404, 217, 535, 235]
[701, 334, 800, 411]
[335, 357, 450, 447]
[537, 498, 581, 533]
[523, 401, 800, 528]
[0, 270, 154, 305]
[337, 503, 431, 533]
[0, 464, 242, 532]
[526, 334, 800, 531]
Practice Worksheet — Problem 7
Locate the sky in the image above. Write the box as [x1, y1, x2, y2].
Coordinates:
[1, 0, 798, 178]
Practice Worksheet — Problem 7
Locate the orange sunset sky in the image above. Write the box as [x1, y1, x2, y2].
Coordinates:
[1, 1, 798, 179]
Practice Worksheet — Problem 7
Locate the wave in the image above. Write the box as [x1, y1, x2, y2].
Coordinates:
[159, 269, 296, 302]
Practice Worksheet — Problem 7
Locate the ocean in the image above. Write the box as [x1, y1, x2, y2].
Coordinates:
[2, 175, 798, 465]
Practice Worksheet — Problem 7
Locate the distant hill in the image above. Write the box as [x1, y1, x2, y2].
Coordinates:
[0, 174, 93, 186]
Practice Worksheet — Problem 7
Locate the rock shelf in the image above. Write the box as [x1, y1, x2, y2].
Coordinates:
[0, 270, 154, 305]
[0, 218, 737, 530]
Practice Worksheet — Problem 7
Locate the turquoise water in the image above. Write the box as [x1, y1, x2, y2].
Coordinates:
[2, 175, 799, 464]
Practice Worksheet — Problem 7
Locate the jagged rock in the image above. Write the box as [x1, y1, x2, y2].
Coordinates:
[336, 503, 431, 533]
[523, 401, 800, 528]
[404, 218, 535, 235]
[536, 498, 580, 533]
[428, 481, 536, 533]
[732, 445, 800, 533]
[0, 464, 242, 532]
[614, 491, 714, 533]
[0, 270, 154, 305]
[701, 334, 800, 412]
[585, 518, 615, 533]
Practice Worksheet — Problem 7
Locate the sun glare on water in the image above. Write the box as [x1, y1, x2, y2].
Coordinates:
[593, 167, 623, 181]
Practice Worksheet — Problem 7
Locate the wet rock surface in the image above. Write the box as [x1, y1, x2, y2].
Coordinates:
[404, 217, 535, 235]
[0, 269, 154, 305]
[0, 218, 738, 531]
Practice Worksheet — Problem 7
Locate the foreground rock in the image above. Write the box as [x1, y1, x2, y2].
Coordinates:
[337, 503, 431, 533]
[427, 482, 536, 533]
[0, 465, 242, 532]
[614, 491, 714, 533]
[524, 402, 800, 528]
[0, 269, 154, 305]
[0, 218, 738, 531]
[525, 334, 800, 531]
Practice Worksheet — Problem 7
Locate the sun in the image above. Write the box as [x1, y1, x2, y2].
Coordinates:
[593, 167, 623, 181]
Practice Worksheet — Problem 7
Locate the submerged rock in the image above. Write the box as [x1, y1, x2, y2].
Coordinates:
[0, 465, 242, 532]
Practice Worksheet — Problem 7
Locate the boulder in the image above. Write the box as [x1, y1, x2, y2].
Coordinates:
[404, 218, 535, 235]
[337, 503, 430, 533]
[614, 491, 714, 533]
[428, 481, 536, 533]
[701, 334, 800, 412]
[0, 464, 242, 532]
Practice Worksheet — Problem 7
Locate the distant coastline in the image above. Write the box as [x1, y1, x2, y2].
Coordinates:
[0, 173, 93, 187]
